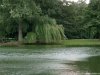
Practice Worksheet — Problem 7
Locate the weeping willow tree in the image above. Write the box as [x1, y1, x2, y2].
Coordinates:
[35, 16, 65, 44]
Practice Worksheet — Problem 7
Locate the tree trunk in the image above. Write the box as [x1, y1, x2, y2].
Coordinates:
[18, 22, 23, 42]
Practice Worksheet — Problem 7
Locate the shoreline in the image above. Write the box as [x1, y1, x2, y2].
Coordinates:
[0, 39, 100, 47]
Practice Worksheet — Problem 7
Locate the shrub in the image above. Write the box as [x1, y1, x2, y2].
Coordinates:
[25, 32, 36, 43]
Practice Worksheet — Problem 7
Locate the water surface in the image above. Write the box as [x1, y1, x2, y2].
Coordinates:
[0, 46, 100, 75]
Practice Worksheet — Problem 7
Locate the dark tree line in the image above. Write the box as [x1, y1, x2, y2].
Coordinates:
[0, 0, 100, 43]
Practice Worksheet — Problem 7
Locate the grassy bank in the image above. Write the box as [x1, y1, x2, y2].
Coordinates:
[63, 39, 100, 47]
[0, 39, 100, 47]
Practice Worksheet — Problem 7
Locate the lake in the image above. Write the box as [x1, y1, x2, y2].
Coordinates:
[0, 46, 100, 75]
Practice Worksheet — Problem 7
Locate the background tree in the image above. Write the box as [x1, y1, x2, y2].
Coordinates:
[34, 16, 64, 43]
[2, 0, 100, 43]
[34, 0, 88, 39]
[1, 0, 41, 42]
[84, 0, 100, 38]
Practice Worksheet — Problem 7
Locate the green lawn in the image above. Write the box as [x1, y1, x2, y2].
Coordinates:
[63, 39, 100, 47]
[1, 39, 100, 47]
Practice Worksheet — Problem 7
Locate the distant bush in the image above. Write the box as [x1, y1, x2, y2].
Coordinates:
[25, 32, 36, 43]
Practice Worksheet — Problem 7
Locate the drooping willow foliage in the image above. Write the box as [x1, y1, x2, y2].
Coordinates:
[25, 32, 36, 43]
[35, 16, 65, 43]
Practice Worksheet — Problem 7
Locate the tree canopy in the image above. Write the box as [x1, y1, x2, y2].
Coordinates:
[0, 0, 100, 44]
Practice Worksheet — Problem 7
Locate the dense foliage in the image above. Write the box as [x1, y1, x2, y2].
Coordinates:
[0, 0, 100, 43]
[35, 16, 64, 43]
[84, 0, 100, 38]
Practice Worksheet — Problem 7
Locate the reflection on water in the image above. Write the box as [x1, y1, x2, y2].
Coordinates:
[0, 46, 100, 75]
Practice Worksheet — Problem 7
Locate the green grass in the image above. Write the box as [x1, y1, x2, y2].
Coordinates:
[1, 39, 100, 47]
[63, 39, 100, 47]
